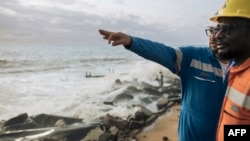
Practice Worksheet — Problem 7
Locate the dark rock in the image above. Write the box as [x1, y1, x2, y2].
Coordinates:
[145, 114, 158, 126]
[128, 120, 144, 130]
[103, 101, 114, 106]
[115, 79, 122, 85]
[140, 97, 152, 104]
[163, 136, 169, 141]
[3, 118, 38, 131]
[3, 113, 28, 127]
[0, 123, 100, 141]
[98, 132, 116, 141]
[101, 114, 128, 130]
[168, 96, 182, 104]
[133, 104, 154, 120]
[158, 107, 168, 115]
[31, 114, 83, 127]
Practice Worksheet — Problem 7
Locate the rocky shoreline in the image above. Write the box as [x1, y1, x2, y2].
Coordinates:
[0, 73, 181, 141]
[0, 97, 180, 141]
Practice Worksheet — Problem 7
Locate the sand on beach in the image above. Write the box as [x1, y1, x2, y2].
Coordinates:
[135, 104, 180, 141]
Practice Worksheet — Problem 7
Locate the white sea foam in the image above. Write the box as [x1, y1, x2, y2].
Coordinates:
[0, 45, 177, 122]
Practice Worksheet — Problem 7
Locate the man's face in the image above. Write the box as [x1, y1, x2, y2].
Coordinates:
[215, 17, 250, 60]
[206, 26, 219, 54]
[208, 27, 218, 54]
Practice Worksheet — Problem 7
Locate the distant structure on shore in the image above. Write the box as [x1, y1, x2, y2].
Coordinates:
[85, 69, 115, 78]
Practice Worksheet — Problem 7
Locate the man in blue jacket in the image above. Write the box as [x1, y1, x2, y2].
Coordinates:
[98, 27, 231, 141]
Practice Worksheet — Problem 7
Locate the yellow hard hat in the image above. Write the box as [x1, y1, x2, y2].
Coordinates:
[210, 0, 250, 22]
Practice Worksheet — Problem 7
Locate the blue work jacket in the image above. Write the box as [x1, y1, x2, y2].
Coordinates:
[126, 37, 229, 141]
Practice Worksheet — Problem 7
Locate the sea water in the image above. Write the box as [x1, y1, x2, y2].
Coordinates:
[0, 45, 178, 123]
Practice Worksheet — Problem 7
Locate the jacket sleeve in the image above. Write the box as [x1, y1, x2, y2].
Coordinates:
[126, 36, 183, 74]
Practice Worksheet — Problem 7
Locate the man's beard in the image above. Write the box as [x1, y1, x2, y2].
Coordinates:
[217, 50, 234, 60]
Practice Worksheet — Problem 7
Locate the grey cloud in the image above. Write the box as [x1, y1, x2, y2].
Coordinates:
[0, 0, 207, 46]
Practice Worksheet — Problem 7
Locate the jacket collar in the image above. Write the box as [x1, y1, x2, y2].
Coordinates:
[230, 57, 250, 73]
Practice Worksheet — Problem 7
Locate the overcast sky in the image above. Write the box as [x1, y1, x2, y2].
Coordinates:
[0, 0, 225, 46]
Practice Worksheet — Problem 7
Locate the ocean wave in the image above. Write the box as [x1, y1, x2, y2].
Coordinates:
[79, 57, 133, 63]
[0, 66, 68, 74]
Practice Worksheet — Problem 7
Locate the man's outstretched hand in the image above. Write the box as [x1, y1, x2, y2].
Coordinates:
[99, 29, 131, 46]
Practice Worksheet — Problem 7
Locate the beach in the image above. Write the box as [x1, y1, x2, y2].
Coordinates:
[136, 104, 180, 141]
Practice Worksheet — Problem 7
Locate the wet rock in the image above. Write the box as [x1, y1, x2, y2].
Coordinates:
[129, 129, 141, 138]
[140, 97, 152, 104]
[116, 129, 133, 141]
[113, 93, 134, 104]
[103, 101, 114, 106]
[156, 97, 169, 110]
[31, 114, 83, 127]
[101, 114, 128, 130]
[115, 79, 122, 85]
[168, 96, 181, 104]
[3, 118, 38, 131]
[3, 113, 28, 128]
[0, 113, 100, 141]
[98, 131, 116, 141]
[158, 107, 168, 115]
[145, 114, 158, 126]
[54, 119, 66, 127]
[128, 120, 144, 130]
[133, 104, 154, 120]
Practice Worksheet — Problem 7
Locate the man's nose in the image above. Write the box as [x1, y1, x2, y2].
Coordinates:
[215, 30, 224, 39]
